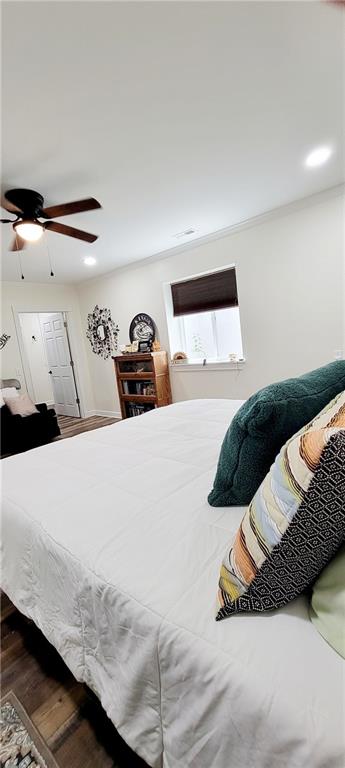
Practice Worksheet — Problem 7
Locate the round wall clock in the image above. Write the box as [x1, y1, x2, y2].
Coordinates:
[129, 313, 155, 344]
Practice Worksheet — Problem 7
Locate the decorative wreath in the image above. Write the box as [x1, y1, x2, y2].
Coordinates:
[86, 305, 119, 360]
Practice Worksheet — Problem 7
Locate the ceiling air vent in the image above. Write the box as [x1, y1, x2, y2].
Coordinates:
[173, 228, 197, 239]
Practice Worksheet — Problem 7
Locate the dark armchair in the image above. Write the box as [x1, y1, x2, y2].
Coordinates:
[0, 379, 60, 457]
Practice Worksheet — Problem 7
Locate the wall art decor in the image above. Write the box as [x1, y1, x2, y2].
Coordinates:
[86, 305, 119, 359]
[0, 333, 11, 350]
[129, 313, 155, 346]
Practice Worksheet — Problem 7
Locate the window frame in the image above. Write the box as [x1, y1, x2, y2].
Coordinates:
[163, 265, 245, 370]
[177, 307, 243, 365]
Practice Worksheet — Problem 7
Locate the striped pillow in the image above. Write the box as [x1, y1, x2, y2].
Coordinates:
[216, 390, 345, 620]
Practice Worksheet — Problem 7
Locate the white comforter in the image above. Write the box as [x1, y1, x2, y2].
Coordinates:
[1, 399, 344, 768]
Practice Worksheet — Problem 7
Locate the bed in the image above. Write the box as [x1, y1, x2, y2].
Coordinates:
[1, 399, 344, 768]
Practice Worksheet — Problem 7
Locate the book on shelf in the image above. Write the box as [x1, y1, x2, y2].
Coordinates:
[122, 381, 156, 397]
[126, 401, 155, 418]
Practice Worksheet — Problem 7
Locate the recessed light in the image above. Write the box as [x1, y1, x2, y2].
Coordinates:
[84, 256, 97, 266]
[305, 146, 333, 168]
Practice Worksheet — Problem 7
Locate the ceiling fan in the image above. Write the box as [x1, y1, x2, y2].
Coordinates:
[1, 188, 101, 251]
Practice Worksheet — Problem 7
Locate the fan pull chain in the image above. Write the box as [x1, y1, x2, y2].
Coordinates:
[45, 229, 55, 277]
[17, 235, 25, 279]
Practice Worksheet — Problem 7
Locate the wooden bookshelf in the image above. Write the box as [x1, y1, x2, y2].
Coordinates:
[113, 351, 172, 419]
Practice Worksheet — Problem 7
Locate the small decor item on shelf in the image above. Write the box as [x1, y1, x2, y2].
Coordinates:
[152, 339, 161, 352]
[145, 383, 156, 396]
[86, 305, 119, 359]
[129, 313, 155, 345]
[122, 341, 140, 354]
[172, 351, 188, 364]
[138, 341, 151, 353]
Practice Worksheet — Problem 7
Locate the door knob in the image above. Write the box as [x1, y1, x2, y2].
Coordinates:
[48, 370, 52, 374]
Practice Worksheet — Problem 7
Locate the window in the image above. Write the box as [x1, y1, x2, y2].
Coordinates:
[165, 267, 244, 364]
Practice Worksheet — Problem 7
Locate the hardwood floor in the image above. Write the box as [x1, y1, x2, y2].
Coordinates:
[1, 593, 148, 768]
[57, 414, 119, 439]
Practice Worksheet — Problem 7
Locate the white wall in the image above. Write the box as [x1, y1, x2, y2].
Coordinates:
[76, 190, 344, 415]
[1, 281, 95, 415]
[18, 313, 54, 404]
[1, 191, 343, 418]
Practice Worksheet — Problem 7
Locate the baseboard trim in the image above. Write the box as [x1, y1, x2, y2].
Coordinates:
[86, 409, 122, 419]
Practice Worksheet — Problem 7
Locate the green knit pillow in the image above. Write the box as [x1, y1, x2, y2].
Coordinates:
[208, 361, 345, 507]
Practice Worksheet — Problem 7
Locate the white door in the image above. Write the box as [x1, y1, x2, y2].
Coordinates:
[39, 313, 80, 417]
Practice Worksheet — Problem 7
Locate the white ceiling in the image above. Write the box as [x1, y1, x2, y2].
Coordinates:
[1, 1, 344, 284]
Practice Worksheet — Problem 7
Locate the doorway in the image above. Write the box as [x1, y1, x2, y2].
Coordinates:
[17, 311, 81, 417]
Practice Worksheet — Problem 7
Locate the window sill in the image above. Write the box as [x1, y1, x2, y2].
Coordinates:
[169, 359, 245, 372]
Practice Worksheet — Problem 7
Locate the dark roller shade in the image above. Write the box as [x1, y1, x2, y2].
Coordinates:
[171, 268, 238, 317]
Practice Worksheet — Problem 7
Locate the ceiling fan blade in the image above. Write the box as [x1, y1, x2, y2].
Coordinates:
[41, 197, 101, 219]
[1, 218, 15, 223]
[10, 234, 27, 251]
[44, 220, 98, 243]
[1, 195, 23, 215]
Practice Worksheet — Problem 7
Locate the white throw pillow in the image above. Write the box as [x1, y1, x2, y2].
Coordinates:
[5, 393, 38, 417]
[1, 387, 19, 401]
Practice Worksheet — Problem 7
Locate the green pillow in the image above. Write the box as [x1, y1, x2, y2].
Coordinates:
[310, 545, 345, 659]
[208, 360, 345, 506]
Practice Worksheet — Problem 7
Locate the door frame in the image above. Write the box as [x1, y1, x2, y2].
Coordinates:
[13, 307, 86, 418]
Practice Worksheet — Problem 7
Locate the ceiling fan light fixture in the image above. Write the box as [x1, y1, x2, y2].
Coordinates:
[14, 220, 44, 242]
[3, 190, 101, 255]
